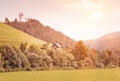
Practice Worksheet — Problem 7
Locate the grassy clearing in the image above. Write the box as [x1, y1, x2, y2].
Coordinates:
[0, 69, 120, 81]
[0, 22, 46, 47]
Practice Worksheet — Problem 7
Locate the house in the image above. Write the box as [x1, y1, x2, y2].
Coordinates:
[52, 43, 62, 49]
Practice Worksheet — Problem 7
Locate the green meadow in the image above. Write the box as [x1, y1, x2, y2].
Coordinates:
[0, 22, 46, 47]
[0, 69, 120, 81]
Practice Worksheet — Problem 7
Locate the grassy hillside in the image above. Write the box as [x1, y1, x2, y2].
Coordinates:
[0, 22, 46, 47]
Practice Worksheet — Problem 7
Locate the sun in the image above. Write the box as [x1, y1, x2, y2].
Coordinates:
[82, 0, 88, 3]
[93, 11, 102, 20]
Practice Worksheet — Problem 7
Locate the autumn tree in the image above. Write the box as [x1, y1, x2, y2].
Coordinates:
[100, 49, 119, 68]
[72, 40, 89, 60]
[89, 49, 99, 67]
[71, 40, 95, 68]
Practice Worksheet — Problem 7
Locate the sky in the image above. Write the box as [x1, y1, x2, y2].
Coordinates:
[0, 0, 120, 40]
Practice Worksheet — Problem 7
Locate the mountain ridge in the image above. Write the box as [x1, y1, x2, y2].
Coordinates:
[7, 19, 76, 48]
[85, 31, 120, 52]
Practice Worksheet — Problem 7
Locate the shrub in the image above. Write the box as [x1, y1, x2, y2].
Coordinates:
[26, 52, 39, 68]
[19, 42, 28, 54]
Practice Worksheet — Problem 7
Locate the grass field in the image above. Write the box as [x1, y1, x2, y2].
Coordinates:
[0, 69, 120, 81]
[0, 22, 46, 47]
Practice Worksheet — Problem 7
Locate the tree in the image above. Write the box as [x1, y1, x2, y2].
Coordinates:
[28, 45, 39, 53]
[0, 44, 30, 71]
[4, 17, 10, 24]
[14, 18, 17, 22]
[0, 54, 4, 72]
[72, 40, 89, 60]
[71, 40, 95, 68]
[42, 53, 53, 69]
[26, 52, 39, 68]
[100, 49, 119, 68]
[0, 54, 2, 68]
[19, 42, 28, 54]
[48, 48, 76, 69]
[14, 47, 30, 69]
[89, 49, 99, 67]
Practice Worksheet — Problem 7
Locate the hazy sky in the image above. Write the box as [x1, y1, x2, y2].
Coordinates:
[0, 0, 120, 40]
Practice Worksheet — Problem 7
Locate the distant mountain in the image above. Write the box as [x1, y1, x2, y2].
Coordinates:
[0, 22, 46, 47]
[85, 31, 120, 53]
[8, 19, 76, 48]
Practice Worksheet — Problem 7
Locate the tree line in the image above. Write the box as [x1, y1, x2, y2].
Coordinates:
[0, 41, 120, 72]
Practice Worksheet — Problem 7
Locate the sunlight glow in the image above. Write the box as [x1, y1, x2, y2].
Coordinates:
[93, 11, 102, 20]
[82, 0, 88, 3]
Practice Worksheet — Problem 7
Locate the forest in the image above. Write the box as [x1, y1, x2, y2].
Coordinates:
[0, 40, 120, 72]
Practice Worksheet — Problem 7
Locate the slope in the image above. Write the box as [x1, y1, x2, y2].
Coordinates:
[8, 19, 76, 48]
[0, 22, 46, 46]
[85, 31, 120, 51]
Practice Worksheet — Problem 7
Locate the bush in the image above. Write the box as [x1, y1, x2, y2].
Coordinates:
[26, 52, 39, 68]
[48, 48, 77, 69]
[0, 44, 30, 71]
[19, 42, 28, 54]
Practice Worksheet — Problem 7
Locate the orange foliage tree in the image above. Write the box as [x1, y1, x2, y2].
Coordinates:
[72, 40, 89, 60]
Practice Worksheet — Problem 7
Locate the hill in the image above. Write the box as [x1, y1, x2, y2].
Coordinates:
[7, 19, 76, 48]
[0, 22, 46, 47]
[85, 31, 120, 52]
